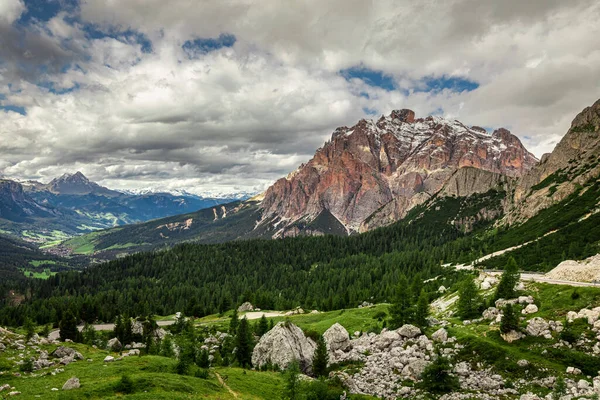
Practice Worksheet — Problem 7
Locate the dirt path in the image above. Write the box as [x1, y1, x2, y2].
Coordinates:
[215, 372, 238, 398]
[48, 320, 175, 341]
[242, 311, 286, 320]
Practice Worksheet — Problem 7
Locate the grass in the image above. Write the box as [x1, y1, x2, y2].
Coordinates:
[529, 282, 600, 319]
[65, 231, 105, 255]
[196, 304, 389, 335]
[29, 260, 58, 267]
[19, 268, 57, 279]
[0, 341, 272, 399]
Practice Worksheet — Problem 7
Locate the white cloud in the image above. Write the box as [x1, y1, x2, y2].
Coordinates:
[0, 0, 25, 24]
[0, 0, 599, 194]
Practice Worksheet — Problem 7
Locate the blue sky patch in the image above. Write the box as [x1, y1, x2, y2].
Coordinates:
[38, 81, 80, 94]
[18, 0, 78, 24]
[0, 105, 27, 115]
[340, 67, 396, 91]
[82, 24, 153, 53]
[418, 76, 479, 93]
[182, 34, 237, 57]
[362, 107, 378, 116]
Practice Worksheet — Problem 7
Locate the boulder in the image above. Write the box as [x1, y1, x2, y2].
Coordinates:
[566, 366, 582, 375]
[376, 330, 400, 349]
[131, 320, 143, 335]
[431, 328, 448, 343]
[517, 359, 530, 367]
[107, 338, 122, 352]
[526, 318, 550, 337]
[62, 377, 80, 390]
[522, 304, 539, 315]
[251, 322, 316, 373]
[397, 324, 421, 338]
[501, 330, 525, 343]
[401, 359, 429, 379]
[103, 356, 115, 363]
[454, 361, 470, 376]
[52, 346, 77, 359]
[483, 307, 500, 320]
[237, 302, 254, 312]
[323, 323, 351, 352]
[518, 296, 535, 304]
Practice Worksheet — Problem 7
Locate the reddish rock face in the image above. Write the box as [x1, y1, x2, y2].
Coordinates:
[259, 110, 538, 236]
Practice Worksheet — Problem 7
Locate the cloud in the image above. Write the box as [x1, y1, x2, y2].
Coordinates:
[0, 0, 599, 195]
[0, 0, 25, 25]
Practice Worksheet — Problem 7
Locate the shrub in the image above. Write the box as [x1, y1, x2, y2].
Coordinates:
[19, 358, 33, 373]
[115, 374, 134, 394]
[419, 355, 459, 394]
[194, 368, 209, 379]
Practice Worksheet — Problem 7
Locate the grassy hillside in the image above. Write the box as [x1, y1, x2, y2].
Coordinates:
[59, 200, 263, 258]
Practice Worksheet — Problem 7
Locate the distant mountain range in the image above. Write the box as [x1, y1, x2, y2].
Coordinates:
[59, 98, 600, 260]
[0, 171, 250, 244]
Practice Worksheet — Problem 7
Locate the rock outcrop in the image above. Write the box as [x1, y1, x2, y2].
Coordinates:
[237, 302, 254, 312]
[256, 110, 537, 237]
[251, 322, 316, 372]
[323, 323, 351, 352]
[508, 98, 600, 223]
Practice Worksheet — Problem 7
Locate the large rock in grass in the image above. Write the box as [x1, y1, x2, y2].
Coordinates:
[323, 323, 351, 352]
[62, 377, 80, 390]
[526, 318, 550, 337]
[251, 322, 316, 373]
[107, 338, 122, 352]
[52, 346, 83, 361]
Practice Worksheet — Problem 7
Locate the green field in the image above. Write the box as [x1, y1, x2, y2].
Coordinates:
[20, 268, 57, 279]
[196, 304, 389, 335]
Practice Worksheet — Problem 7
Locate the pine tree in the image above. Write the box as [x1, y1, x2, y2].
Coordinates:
[457, 277, 481, 320]
[414, 290, 429, 328]
[123, 315, 133, 345]
[500, 304, 519, 333]
[197, 349, 210, 368]
[283, 360, 301, 400]
[410, 273, 423, 302]
[419, 354, 459, 394]
[494, 257, 520, 300]
[312, 335, 329, 378]
[114, 315, 124, 343]
[82, 322, 97, 345]
[257, 314, 269, 337]
[59, 310, 79, 342]
[23, 318, 35, 340]
[235, 317, 253, 368]
[229, 309, 239, 335]
[389, 274, 412, 328]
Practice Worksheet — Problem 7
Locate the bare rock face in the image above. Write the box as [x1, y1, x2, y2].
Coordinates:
[323, 323, 351, 352]
[257, 110, 536, 237]
[508, 98, 600, 223]
[251, 322, 316, 373]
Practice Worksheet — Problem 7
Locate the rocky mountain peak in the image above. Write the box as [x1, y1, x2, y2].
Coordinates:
[258, 109, 538, 237]
[47, 171, 118, 197]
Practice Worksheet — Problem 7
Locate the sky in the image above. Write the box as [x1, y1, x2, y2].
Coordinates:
[0, 0, 599, 196]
